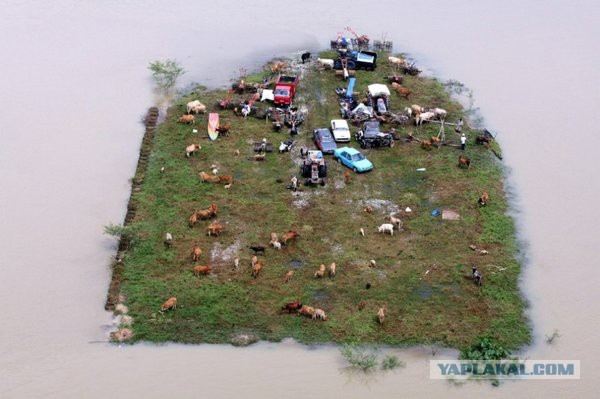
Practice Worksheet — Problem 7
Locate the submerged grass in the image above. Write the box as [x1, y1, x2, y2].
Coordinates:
[113, 50, 530, 351]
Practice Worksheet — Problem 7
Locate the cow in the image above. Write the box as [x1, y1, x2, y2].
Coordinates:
[282, 300, 302, 313]
[458, 155, 471, 169]
[377, 307, 386, 325]
[329, 262, 336, 278]
[191, 245, 202, 261]
[301, 52, 311, 64]
[207, 222, 223, 237]
[179, 114, 195, 125]
[478, 191, 490, 206]
[161, 297, 177, 312]
[312, 308, 327, 321]
[298, 305, 316, 318]
[187, 100, 207, 114]
[314, 264, 326, 278]
[284, 270, 294, 283]
[282, 230, 299, 245]
[185, 144, 201, 157]
[193, 265, 211, 276]
[252, 261, 264, 278]
[378, 223, 395, 236]
[391, 82, 411, 99]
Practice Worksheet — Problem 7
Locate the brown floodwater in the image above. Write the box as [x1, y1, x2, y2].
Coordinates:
[1, 1, 599, 398]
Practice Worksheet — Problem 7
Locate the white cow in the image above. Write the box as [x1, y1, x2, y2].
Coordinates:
[377, 223, 395, 236]
[187, 100, 206, 114]
[316, 58, 334, 69]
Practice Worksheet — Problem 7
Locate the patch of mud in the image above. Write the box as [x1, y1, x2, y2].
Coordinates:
[311, 288, 331, 306]
[289, 259, 304, 269]
[362, 199, 400, 215]
[414, 281, 433, 299]
[210, 240, 241, 264]
[292, 190, 325, 209]
[334, 178, 346, 189]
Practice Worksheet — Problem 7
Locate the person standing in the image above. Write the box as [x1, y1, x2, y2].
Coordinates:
[460, 133, 467, 151]
[455, 118, 463, 133]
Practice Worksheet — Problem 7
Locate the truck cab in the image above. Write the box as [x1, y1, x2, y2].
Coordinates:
[273, 75, 299, 106]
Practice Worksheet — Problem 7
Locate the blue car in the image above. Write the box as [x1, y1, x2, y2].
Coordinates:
[333, 147, 373, 173]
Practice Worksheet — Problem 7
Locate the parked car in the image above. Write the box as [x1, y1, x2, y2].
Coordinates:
[330, 119, 351, 142]
[313, 128, 337, 154]
[356, 121, 393, 149]
[333, 147, 373, 173]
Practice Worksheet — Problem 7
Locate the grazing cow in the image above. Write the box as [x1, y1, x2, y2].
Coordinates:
[191, 245, 202, 261]
[301, 52, 311, 64]
[189, 212, 199, 227]
[284, 270, 294, 283]
[161, 297, 177, 312]
[421, 139, 433, 151]
[458, 155, 471, 169]
[472, 266, 483, 286]
[378, 223, 395, 236]
[216, 123, 231, 136]
[391, 82, 411, 99]
[187, 100, 206, 114]
[329, 262, 336, 278]
[185, 144, 201, 157]
[252, 261, 264, 278]
[343, 170, 351, 184]
[207, 222, 223, 237]
[271, 241, 282, 250]
[429, 107, 447, 120]
[193, 265, 211, 276]
[478, 191, 490, 206]
[234, 257, 240, 271]
[233, 149, 241, 156]
[282, 300, 302, 313]
[369, 260, 377, 268]
[218, 175, 233, 185]
[476, 135, 491, 145]
[387, 75, 403, 84]
[430, 136, 441, 146]
[415, 111, 436, 126]
[270, 232, 278, 243]
[364, 206, 373, 213]
[251, 255, 258, 267]
[249, 245, 266, 255]
[253, 153, 266, 161]
[386, 215, 402, 229]
[377, 307, 386, 325]
[199, 171, 220, 183]
[314, 264, 326, 278]
[164, 232, 173, 248]
[298, 305, 316, 318]
[312, 308, 327, 321]
[316, 58, 334, 69]
[179, 114, 195, 125]
[196, 203, 218, 220]
[388, 56, 409, 67]
[282, 230, 299, 245]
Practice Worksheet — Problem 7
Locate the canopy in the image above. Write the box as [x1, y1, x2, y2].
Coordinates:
[260, 89, 274, 102]
[367, 83, 390, 97]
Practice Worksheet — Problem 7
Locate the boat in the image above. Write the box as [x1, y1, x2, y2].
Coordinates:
[208, 113, 219, 141]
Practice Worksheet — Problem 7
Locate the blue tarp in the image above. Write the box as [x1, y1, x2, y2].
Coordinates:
[346, 77, 356, 99]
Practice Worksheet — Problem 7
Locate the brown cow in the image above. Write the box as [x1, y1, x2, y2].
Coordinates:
[207, 222, 223, 236]
[314, 264, 326, 278]
[391, 82, 411, 99]
[179, 115, 195, 125]
[197, 204, 218, 220]
[343, 170, 351, 184]
[161, 297, 177, 312]
[282, 230, 299, 245]
[199, 171, 220, 183]
[283, 270, 294, 283]
[193, 265, 211, 276]
[478, 191, 490, 206]
[458, 155, 471, 169]
[218, 175, 233, 184]
[281, 300, 302, 314]
[421, 139, 432, 151]
[216, 123, 231, 136]
[298, 305, 316, 318]
[377, 307, 386, 325]
[185, 143, 201, 157]
[329, 262, 336, 278]
[189, 211, 199, 227]
[191, 245, 202, 262]
[251, 261, 264, 278]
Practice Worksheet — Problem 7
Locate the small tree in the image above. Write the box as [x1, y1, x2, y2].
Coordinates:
[148, 59, 185, 90]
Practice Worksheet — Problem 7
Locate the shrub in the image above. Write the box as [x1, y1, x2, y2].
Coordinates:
[340, 344, 378, 371]
[148, 59, 185, 90]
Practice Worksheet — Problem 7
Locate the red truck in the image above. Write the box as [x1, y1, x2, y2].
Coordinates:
[273, 75, 299, 106]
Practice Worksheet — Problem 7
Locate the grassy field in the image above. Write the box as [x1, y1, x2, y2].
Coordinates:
[111, 50, 530, 351]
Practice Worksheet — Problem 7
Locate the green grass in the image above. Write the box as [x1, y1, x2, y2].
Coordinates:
[113, 51, 530, 352]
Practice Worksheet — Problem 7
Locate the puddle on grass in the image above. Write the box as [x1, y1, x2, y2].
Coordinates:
[289, 259, 304, 269]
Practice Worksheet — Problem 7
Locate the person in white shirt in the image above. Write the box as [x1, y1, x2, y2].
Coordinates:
[460, 133, 467, 151]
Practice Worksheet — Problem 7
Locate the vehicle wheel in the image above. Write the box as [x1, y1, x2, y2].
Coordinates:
[337, 157, 342, 163]
[353, 167, 358, 173]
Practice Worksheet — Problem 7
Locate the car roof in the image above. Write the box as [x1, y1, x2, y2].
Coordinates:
[315, 128, 332, 135]
[337, 146, 360, 155]
[331, 119, 349, 129]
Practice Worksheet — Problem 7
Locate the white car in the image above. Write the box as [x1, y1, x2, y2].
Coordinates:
[330, 119, 351, 142]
